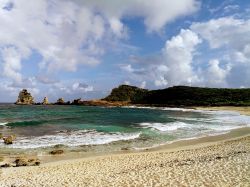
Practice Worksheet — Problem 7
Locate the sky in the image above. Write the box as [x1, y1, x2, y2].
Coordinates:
[0, 0, 250, 102]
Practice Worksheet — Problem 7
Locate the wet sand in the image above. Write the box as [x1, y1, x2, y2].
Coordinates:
[196, 106, 250, 116]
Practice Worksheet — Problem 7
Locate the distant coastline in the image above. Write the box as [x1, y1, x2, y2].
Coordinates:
[13, 85, 250, 107]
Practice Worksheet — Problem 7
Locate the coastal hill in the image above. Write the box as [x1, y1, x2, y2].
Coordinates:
[103, 85, 250, 106]
[104, 85, 148, 102]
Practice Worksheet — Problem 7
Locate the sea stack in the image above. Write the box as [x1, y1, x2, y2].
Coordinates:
[15, 89, 34, 105]
[56, 98, 65, 105]
[42, 97, 49, 105]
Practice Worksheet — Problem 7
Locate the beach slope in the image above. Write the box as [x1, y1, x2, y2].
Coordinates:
[1, 134, 249, 186]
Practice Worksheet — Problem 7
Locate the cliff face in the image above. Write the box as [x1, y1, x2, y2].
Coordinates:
[15, 89, 34, 105]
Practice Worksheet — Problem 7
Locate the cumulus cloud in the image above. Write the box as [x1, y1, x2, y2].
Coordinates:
[205, 59, 231, 87]
[191, 17, 250, 87]
[120, 29, 202, 88]
[161, 29, 202, 86]
[121, 16, 250, 89]
[78, 0, 200, 32]
[0, 0, 108, 75]
[191, 17, 250, 51]
[1, 47, 23, 83]
[0, 0, 200, 97]
[72, 83, 94, 92]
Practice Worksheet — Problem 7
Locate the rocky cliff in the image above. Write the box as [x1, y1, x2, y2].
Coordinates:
[15, 89, 34, 105]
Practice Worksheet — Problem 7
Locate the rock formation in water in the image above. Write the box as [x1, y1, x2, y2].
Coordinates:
[3, 135, 16, 145]
[72, 98, 83, 105]
[56, 98, 65, 105]
[42, 97, 49, 105]
[50, 150, 64, 155]
[15, 89, 34, 105]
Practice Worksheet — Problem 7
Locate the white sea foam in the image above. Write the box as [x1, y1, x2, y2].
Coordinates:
[139, 119, 249, 133]
[124, 105, 241, 115]
[0, 122, 8, 126]
[162, 107, 196, 112]
[0, 130, 141, 149]
[139, 121, 189, 132]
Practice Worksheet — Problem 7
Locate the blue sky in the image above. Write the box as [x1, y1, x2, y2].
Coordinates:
[0, 0, 250, 102]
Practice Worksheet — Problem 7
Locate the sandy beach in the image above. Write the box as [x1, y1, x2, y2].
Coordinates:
[0, 107, 250, 186]
[0, 129, 249, 186]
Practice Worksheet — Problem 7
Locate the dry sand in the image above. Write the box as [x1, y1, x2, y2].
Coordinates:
[0, 106, 250, 186]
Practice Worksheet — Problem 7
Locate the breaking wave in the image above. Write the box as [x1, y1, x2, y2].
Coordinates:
[0, 130, 141, 149]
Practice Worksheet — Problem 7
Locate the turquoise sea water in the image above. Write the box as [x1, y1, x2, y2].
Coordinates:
[0, 104, 250, 150]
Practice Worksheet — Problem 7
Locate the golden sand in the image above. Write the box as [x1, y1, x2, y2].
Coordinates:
[0, 134, 249, 186]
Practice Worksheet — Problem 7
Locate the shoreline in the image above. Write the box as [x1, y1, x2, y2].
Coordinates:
[0, 106, 250, 164]
[1, 126, 250, 165]
[0, 106, 250, 186]
[1, 129, 249, 186]
[195, 106, 250, 116]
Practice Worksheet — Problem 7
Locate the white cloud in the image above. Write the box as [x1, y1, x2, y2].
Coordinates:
[0, 0, 200, 96]
[79, 0, 200, 32]
[0, 47, 25, 83]
[154, 76, 168, 87]
[72, 82, 94, 92]
[120, 30, 202, 88]
[0, 0, 110, 77]
[140, 81, 146, 89]
[191, 17, 250, 63]
[124, 81, 131, 85]
[191, 17, 250, 87]
[160, 29, 202, 86]
[205, 59, 230, 87]
[121, 16, 250, 89]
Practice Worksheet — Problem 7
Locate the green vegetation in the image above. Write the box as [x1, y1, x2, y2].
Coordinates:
[104, 85, 250, 106]
[104, 85, 148, 102]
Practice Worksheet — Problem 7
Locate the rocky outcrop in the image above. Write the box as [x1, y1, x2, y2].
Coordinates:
[56, 98, 65, 105]
[15, 89, 34, 105]
[3, 135, 16, 145]
[14, 158, 40, 167]
[50, 149, 64, 155]
[42, 97, 49, 105]
[72, 98, 83, 105]
[0, 157, 40, 168]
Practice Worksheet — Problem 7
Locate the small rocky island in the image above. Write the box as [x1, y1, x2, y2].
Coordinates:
[15, 89, 34, 105]
[42, 97, 49, 105]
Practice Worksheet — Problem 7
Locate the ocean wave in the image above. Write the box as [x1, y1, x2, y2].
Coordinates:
[139, 121, 189, 132]
[6, 120, 47, 127]
[138, 120, 249, 132]
[0, 130, 141, 149]
[124, 106, 241, 115]
[170, 112, 250, 125]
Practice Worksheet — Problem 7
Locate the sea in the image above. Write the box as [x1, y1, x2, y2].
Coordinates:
[0, 104, 250, 153]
